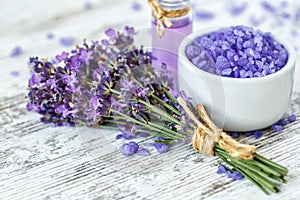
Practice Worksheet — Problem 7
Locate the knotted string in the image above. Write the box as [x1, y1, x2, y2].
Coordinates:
[148, 0, 190, 37]
[177, 97, 256, 160]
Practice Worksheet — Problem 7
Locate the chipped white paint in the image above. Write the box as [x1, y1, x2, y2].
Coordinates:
[1, 0, 300, 199]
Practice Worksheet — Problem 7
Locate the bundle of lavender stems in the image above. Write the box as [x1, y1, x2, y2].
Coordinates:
[26, 27, 288, 194]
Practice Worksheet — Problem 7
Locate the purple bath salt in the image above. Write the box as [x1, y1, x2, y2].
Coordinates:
[185, 25, 289, 78]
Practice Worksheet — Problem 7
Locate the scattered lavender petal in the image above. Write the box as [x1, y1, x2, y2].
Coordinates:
[277, 119, 287, 126]
[260, 1, 276, 13]
[231, 171, 244, 180]
[137, 148, 150, 156]
[47, 32, 55, 39]
[287, 114, 296, 122]
[153, 143, 168, 153]
[295, 8, 300, 23]
[132, 1, 142, 11]
[281, 12, 291, 19]
[59, 37, 75, 47]
[143, 143, 152, 148]
[231, 132, 239, 138]
[281, 1, 288, 7]
[254, 130, 262, 139]
[10, 71, 20, 77]
[10, 46, 22, 57]
[245, 131, 252, 137]
[195, 10, 215, 20]
[271, 124, 283, 132]
[229, 3, 248, 16]
[137, 132, 149, 137]
[226, 171, 233, 178]
[119, 141, 139, 156]
[249, 16, 261, 26]
[116, 134, 123, 139]
[84, 2, 92, 10]
[217, 164, 227, 174]
[291, 30, 298, 37]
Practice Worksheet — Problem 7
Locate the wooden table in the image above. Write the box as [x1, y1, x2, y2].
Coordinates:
[1, 0, 300, 199]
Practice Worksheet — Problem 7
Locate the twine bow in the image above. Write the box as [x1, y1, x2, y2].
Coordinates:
[177, 97, 256, 160]
[148, 0, 190, 37]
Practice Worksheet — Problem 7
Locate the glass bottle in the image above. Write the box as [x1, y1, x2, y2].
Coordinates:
[151, 0, 193, 91]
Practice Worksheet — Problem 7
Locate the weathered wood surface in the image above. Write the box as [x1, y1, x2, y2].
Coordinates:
[1, 0, 300, 199]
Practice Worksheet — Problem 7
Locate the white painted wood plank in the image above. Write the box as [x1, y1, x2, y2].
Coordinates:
[0, 0, 300, 200]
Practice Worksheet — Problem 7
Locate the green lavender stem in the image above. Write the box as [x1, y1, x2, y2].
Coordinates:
[138, 99, 184, 126]
[214, 144, 287, 194]
[254, 154, 288, 175]
[110, 109, 186, 140]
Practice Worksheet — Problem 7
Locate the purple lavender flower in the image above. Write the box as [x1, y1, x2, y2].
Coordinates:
[29, 74, 42, 86]
[27, 26, 175, 130]
[119, 141, 139, 156]
[56, 51, 69, 62]
[89, 96, 101, 110]
[105, 28, 117, 38]
[78, 48, 94, 65]
[124, 25, 134, 33]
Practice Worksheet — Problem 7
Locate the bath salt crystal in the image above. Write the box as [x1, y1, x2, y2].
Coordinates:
[185, 45, 201, 59]
[185, 25, 288, 78]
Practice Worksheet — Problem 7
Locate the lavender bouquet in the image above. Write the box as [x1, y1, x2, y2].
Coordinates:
[26, 27, 288, 194]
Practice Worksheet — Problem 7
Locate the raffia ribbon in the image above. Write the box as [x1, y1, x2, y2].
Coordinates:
[148, 0, 190, 37]
[177, 97, 256, 160]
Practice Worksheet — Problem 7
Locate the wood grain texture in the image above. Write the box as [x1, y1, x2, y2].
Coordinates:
[1, 0, 300, 199]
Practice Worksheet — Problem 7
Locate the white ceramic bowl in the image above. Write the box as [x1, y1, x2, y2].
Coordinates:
[178, 28, 296, 132]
